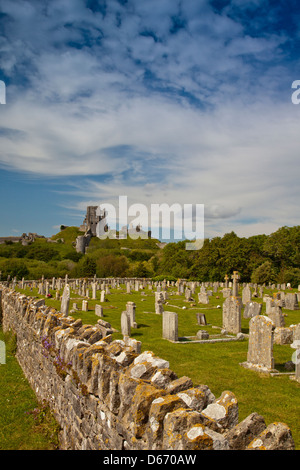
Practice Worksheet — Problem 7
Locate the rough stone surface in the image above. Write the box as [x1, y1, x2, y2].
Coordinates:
[0, 286, 295, 451]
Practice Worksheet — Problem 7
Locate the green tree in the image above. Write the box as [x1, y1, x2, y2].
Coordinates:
[251, 261, 276, 284]
[72, 256, 97, 278]
[96, 255, 129, 278]
[0, 259, 29, 280]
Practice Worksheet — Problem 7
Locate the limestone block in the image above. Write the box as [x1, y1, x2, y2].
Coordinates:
[148, 395, 185, 446]
[126, 382, 164, 438]
[224, 412, 266, 450]
[177, 386, 214, 412]
[247, 422, 295, 450]
[200, 390, 238, 433]
[166, 376, 193, 395]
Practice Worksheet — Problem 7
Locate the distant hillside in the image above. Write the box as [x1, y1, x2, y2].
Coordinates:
[0, 225, 299, 286]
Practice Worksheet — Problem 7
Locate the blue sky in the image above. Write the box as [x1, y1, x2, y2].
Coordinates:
[0, 0, 300, 240]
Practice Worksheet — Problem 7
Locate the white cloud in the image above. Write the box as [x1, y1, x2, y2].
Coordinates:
[0, 0, 298, 239]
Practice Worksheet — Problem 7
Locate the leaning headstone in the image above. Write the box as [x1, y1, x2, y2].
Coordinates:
[240, 315, 276, 373]
[222, 296, 241, 334]
[243, 301, 262, 319]
[162, 311, 178, 342]
[60, 284, 70, 317]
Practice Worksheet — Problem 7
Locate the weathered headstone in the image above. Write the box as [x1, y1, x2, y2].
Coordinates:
[60, 284, 70, 317]
[155, 299, 164, 315]
[240, 315, 276, 373]
[121, 311, 131, 337]
[268, 305, 285, 327]
[232, 271, 240, 297]
[126, 301, 137, 328]
[82, 300, 89, 312]
[198, 292, 209, 304]
[222, 296, 241, 334]
[196, 312, 207, 326]
[242, 285, 252, 305]
[243, 301, 262, 319]
[95, 304, 103, 317]
[284, 293, 299, 310]
[162, 311, 178, 342]
[100, 290, 105, 302]
[0, 340, 6, 364]
[91, 282, 97, 299]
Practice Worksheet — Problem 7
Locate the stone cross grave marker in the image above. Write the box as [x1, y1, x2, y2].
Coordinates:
[231, 271, 240, 297]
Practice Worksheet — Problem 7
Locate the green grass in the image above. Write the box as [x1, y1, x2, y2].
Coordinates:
[0, 329, 60, 449]
[3, 284, 300, 450]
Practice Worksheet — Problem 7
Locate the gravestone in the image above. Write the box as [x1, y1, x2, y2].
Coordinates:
[243, 301, 262, 319]
[242, 285, 252, 306]
[162, 311, 178, 342]
[232, 271, 240, 297]
[240, 315, 276, 373]
[268, 305, 285, 327]
[0, 340, 6, 364]
[198, 292, 209, 304]
[126, 301, 137, 328]
[92, 282, 97, 299]
[196, 312, 207, 326]
[222, 288, 232, 298]
[100, 290, 105, 302]
[95, 304, 103, 317]
[121, 311, 131, 337]
[284, 293, 299, 310]
[222, 296, 241, 334]
[60, 284, 70, 317]
[82, 300, 89, 312]
[155, 299, 164, 315]
[185, 288, 193, 301]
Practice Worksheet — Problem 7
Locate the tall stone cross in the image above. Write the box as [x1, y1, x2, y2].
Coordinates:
[224, 274, 229, 288]
[232, 271, 240, 297]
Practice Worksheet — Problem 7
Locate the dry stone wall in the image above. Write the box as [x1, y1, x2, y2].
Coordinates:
[0, 286, 295, 450]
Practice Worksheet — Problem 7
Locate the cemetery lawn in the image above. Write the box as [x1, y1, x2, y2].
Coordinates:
[4, 284, 300, 450]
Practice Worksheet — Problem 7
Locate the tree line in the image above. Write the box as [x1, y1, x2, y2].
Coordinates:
[0, 225, 299, 287]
